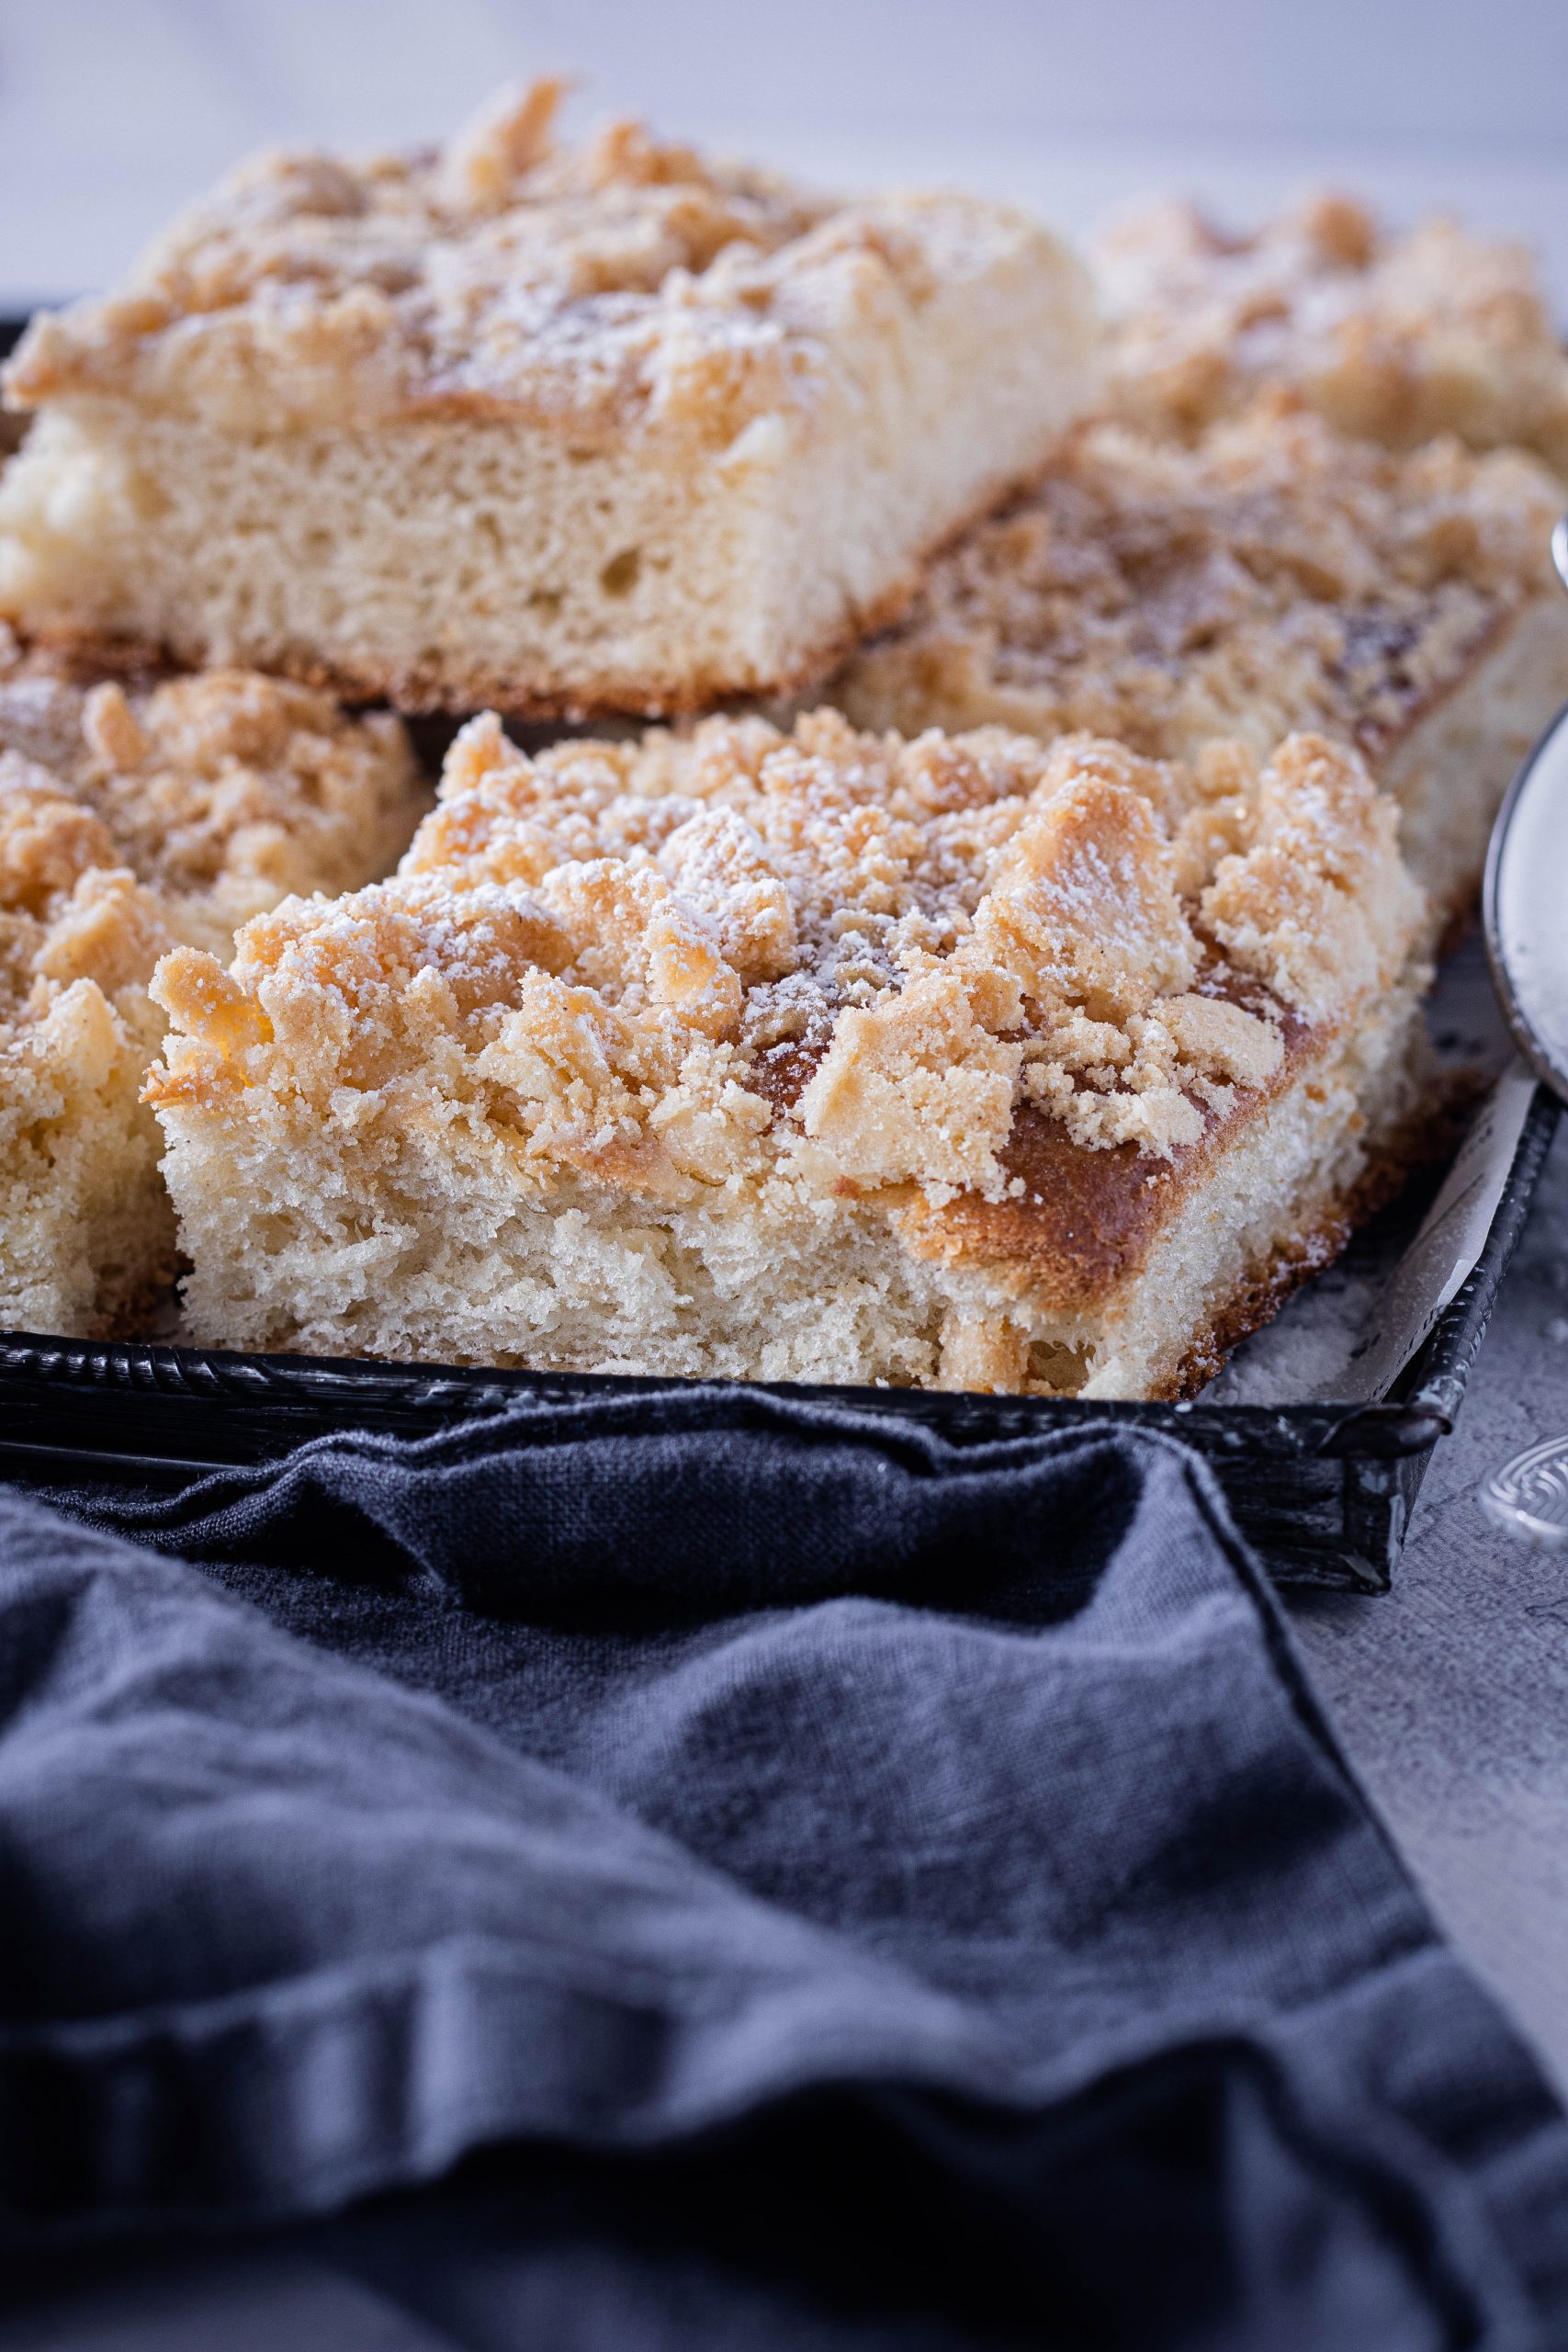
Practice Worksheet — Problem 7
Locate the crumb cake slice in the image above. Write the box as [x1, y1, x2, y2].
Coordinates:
[829, 405, 1568, 931]
[0, 650, 427, 1335]
[147, 709, 1431, 1399]
[1095, 192, 1568, 473]
[0, 81, 1095, 718]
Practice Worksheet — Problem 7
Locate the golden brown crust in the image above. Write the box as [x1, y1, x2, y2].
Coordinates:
[906, 985, 1451, 1374]
[895, 985, 1313, 1312]
[1095, 192, 1568, 473]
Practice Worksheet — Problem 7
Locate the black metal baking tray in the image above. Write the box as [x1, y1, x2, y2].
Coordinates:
[0, 1087, 1557, 1592]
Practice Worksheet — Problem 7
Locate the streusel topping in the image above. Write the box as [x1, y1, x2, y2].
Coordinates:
[152, 709, 1421, 1202]
[6, 80, 1056, 446]
[832, 403, 1562, 764]
[1096, 193, 1568, 472]
[0, 765, 172, 1050]
[0, 638, 423, 951]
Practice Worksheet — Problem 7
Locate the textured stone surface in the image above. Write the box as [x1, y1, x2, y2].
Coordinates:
[1292, 1111, 1568, 2089]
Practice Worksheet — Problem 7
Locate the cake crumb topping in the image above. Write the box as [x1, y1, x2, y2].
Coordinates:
[832, 402, 1563, 768]
[151, 707, 1423, 1204]
[1095, 193, 1568, 472]
[0, 763, 172, 1068]
[0, 635, 425, 952]
[6, 79, 1065, 448]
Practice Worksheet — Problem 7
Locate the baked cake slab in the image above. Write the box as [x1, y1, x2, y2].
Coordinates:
[829, 406, 1568, 932]
[1095, 192, 1568, 474]
[0, 81, 1096, 718]
[0, 650, 427, 1336]
[148, 709, 1431, 1399]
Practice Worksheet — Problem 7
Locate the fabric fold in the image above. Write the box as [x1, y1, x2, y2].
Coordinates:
[3, 1405, 1565, 2346]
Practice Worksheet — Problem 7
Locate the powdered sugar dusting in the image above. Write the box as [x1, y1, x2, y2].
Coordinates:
[153, 705, 1422, 1207]
[0, 641, 426, 954]
[6, 80, 1053, 447]
[1095, 192, 1568, 471]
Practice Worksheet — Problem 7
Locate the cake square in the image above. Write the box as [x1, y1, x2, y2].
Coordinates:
[1094, 192, 1568, 474]
[0, 81, 1096, 718]
[829, 404, 1568, 932]
[147, 707, 1431, 1399]
[0, 651, 429, 1335]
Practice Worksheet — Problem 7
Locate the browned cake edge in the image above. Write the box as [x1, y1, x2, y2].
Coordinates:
[1161, 1089, 1461, 1399]
[891, 987, 1451, 1397]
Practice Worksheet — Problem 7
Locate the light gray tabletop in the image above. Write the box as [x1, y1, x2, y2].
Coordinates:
[1292, 1115, 1568, 2093]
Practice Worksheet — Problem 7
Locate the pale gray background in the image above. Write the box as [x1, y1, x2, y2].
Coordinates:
[0, 0, 1566, 307]
[2, 5, 1568, 2336]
